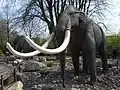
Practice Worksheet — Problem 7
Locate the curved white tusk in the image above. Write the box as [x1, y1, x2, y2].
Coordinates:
[6, 32, 55, 57]
[25, 30, 70, 54]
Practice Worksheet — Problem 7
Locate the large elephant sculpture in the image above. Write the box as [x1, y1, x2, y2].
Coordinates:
[6, 5, 108, 86]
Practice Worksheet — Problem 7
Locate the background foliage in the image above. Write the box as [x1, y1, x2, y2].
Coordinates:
[106, 35, 120, 52]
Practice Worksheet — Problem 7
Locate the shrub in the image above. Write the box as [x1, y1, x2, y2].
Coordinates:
[0, 49, 4, 56]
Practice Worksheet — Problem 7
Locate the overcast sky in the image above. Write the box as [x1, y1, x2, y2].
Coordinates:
[104, 0, 120, 34]
[0, 0, 120, 36]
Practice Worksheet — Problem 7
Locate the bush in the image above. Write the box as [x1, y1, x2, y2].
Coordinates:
[0, 49, 4, 56]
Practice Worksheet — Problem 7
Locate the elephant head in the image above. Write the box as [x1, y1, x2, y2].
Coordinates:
[13, 35, 35, 53]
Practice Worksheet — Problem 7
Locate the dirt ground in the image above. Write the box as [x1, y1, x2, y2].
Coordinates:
[21, 58, 120, 90]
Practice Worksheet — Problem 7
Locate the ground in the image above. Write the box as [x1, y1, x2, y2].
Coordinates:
[20, 57, 120, 90]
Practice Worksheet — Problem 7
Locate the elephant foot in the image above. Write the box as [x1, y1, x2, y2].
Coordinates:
[89, 76, 97, 85]
[102, 69, 108, 74]
[89, 80, 97, 86]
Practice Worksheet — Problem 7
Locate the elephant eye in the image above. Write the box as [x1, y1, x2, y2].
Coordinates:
[69, 12, 74, 15]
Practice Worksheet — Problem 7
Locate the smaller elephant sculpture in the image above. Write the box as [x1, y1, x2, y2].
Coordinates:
[13, 35, 35, 53]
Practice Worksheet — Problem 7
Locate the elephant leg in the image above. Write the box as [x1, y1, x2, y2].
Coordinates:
[98, 42, 108, 72]
[82, 35, 97, 84]
[56, 33, 66, 87]
[82, 52, 88, 72]
[59, 52, 65, 87]
[84, 49, 97, 84]
[71, 47, 80, 76]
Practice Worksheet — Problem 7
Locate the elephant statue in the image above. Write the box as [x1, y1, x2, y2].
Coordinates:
[13, 35, 35, 53]
[6, 5, 108, 86]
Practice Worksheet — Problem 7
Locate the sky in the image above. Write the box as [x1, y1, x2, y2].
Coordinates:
[0, 0, 120, 36]
[103, 0, 120, 34]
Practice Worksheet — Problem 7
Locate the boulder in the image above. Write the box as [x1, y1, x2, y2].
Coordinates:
[16, 72, 29, 82]
[33, 56, 47, 62]
[96, 59, 117, 68]
[22, 60, 46, 71]
[4, 81, 23, 90]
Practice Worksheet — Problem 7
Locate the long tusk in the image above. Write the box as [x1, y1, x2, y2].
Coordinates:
[25, 30, 70, 54]
[6, 32, 55, 57]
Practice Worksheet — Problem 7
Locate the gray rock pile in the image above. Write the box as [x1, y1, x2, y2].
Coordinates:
[22, 60, 47, 71]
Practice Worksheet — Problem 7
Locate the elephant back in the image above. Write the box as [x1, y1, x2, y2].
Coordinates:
[13, 35, 34, 53]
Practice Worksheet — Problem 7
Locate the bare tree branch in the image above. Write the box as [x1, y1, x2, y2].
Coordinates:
[14, 0, 110, 37]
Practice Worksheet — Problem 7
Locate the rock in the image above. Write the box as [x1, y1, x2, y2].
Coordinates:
[40, 86, 54, 90]
[19, 57, 120, 90]
[22, 60, 46, 71]
[16, 59, 23, 63]
[45, 61, 54, 67]
[96, 61, 102, 67]
[33, 57, 39, 61]
[96, 59, 117, 68]
[39, 57, 47, 62]
[16, 72, 29, 82]
[33, 56, 47, 62]
[4, 81, 23, 90]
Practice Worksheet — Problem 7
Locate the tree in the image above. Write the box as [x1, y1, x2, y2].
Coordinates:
[106, 35, 120, 52]
[0, 0, 18, 42]
[0, 20, 7, 51]
[0, 19, 18, 53]
[16, 0, 109, 36]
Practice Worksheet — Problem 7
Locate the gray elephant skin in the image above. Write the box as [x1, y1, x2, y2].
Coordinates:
[14, 35, 35, 53]
[55, 5, 108, 86]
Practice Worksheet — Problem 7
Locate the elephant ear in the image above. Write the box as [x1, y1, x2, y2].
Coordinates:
[68, 11, 87, 23]
[78, 12, 87, 24]
[73, 11, 87, 28]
